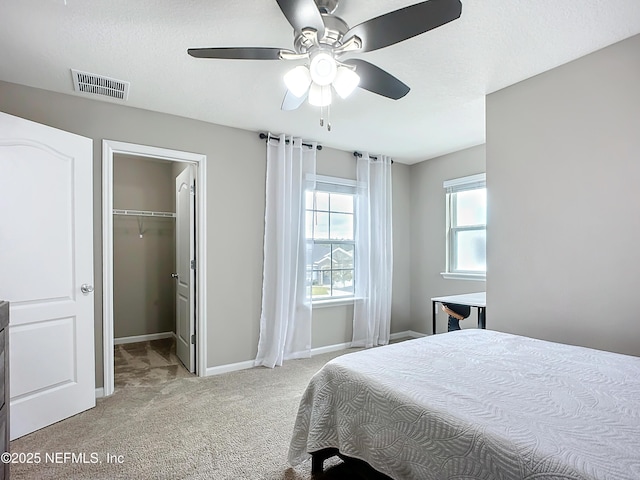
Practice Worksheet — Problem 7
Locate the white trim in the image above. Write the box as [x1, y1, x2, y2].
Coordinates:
[310, 342, 352, 355]
[204, 331, 423, 377]
[102, 140, 208, 397]
[311, 174, 359, 188]
[310, 175, 361, 195]
[95, 388, 105, 399]
[102, 146, 115, 397]
[409, 330, 427, 338]
[441, 272, 487, 281]
[114, 332, 175, 345]
[312, 297, 359, 308]
[205, 360, 255, 377]
[390, 330, 426, 340]
[443, 172, 486, 191]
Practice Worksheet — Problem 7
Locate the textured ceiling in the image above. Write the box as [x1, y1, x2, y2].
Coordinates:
[1, 0, 639, 164]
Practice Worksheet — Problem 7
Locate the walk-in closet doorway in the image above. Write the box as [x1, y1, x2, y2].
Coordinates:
[102, 140, 207, 396]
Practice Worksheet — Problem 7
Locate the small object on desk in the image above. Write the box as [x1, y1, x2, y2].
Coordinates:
[441, 303, 471, 332]
[431, 292, 486, 335]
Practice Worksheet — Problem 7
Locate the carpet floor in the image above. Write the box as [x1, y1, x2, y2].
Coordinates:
[9, 346, 392, 480]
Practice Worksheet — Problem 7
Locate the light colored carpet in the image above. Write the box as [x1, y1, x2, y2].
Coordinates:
[10, 346, 391, 480]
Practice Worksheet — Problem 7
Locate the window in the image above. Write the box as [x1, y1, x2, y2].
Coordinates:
[443, 173, 486, 280]
[306, 176, 356, 301]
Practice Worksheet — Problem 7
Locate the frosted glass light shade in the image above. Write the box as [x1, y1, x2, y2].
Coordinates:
[309, 52, 337, 86]
[284, 66, 312, 98]
[333, 66, 360, 99]
[308, 83, 332, 107]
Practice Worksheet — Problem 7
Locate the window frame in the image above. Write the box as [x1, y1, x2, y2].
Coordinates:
[442, 173, 486, 281]
[306, 175, 358, 305]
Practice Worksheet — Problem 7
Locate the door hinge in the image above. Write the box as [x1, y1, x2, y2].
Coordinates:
[191, 334, 196, 345]
[190, 184, 195, 195]
[190, 259, 196, 270]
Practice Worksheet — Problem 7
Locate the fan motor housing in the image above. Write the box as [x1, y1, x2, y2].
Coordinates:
[294, 14, 349, 53]
[315, 0, 339, 14]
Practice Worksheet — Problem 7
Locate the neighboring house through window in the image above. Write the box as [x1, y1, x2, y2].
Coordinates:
[443, 173, 486, 280]
[306, 175, 356, 301]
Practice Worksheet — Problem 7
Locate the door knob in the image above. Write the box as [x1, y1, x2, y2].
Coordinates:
[171, 273, 179, 279]
[81, 284, 94, 294]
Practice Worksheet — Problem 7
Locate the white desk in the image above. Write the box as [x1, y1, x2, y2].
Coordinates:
[431, 292, 486, 334]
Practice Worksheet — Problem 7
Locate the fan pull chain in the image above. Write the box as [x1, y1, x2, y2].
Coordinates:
[318, 105, 331, 131]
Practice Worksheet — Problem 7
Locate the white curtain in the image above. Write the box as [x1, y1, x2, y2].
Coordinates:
[255, 134, 316, 368]
[352, 153, 393, 348]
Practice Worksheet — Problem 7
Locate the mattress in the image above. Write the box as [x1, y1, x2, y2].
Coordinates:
[288, 329, 640, 479]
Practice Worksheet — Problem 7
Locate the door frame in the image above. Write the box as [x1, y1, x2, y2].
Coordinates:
[102, 140, 207, 396]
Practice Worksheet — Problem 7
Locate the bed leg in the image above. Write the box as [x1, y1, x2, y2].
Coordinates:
[311, 454, 323, 474]
[311, 448, 339, 474]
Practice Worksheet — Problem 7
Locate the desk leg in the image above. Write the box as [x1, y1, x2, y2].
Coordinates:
[478, 307, 486, 329]
[432, 301, 437, 335]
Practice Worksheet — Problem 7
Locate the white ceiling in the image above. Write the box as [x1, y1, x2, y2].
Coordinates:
[1, 1, 639, 164]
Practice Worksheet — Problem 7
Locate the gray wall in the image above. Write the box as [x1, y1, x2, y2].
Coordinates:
[486, 34, 640, 356]
[409, 145, 486, 334]
[390, 162, 412, 333]
[113, 155, 176, 339]
[0, 80, 412, 386]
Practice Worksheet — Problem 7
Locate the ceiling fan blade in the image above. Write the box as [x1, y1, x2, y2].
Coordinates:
[343, 59, 410, 100]
[281, 90, 308, 110]
[187, 47, 296, 60]
[342, 0, 462, 53]
[275, 0, 325, 37]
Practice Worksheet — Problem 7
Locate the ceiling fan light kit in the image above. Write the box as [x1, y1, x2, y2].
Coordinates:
[285, 49, 361, 105]
[188, 0, 462, 129]
[284, 65, 312, 97]
[332, 66, 360, 99]
[309, 51, 337, 86]
[308, 83, 332, 107]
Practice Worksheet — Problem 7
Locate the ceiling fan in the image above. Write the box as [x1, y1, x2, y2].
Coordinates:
[188, 0, 462, 121]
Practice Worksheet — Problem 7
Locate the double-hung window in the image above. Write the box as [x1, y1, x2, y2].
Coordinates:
[443, 173, 486, 280]
[305, 176, 356, 302]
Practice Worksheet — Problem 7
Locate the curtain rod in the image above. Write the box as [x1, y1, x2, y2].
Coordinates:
[259, 133, 322, 150]
[353, 151, 394, 164]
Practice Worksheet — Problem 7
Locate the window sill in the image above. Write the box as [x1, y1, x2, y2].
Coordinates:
[312, 297, 361, 308]
[441, 272, 486, 281]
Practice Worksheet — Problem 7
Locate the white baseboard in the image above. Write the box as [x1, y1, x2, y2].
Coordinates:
[100, 334, 424, 394]
[114, 331, 174, 345]
[391, 330, 426, 340]
[204, 343, 352, 377]
[205, 360, 256, 377]
[310, 341, 352, 356]
[203, 330, 423, 377]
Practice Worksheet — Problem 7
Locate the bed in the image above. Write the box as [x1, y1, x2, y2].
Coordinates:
[288, 329, 640, 479]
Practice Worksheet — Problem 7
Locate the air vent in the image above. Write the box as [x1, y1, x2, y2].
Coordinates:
[71, 69, 130, 101]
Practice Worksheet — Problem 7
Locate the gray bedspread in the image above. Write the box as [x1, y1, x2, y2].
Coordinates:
[288, 330, 640, 479]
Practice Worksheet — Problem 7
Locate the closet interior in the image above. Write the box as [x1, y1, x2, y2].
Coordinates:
[112, 154, 192, 388]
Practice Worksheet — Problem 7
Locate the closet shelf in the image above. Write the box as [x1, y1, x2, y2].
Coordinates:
[113, 209, 175, 218]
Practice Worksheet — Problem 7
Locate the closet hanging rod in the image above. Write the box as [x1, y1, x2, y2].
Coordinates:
[113, 209, 175, 218]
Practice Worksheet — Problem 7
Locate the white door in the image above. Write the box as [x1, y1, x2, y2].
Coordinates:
[175, 166, 195, 372]
[0, 112, 95, 440]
